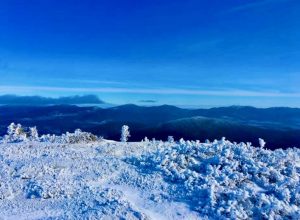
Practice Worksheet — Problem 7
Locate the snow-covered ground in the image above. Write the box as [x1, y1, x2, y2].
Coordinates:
[0, 126, 299, 219]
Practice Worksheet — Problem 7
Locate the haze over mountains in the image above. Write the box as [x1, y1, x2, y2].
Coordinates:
[0, 95, 299, 149]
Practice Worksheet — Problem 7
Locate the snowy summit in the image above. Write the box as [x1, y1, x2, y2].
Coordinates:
[0, 124, 299, 219]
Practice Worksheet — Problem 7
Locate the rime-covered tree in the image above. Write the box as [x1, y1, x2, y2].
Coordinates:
[259, 138, 266, 148]
[30, 126, 39, 140]
[120, 125, 130, 142]
[7, 123, 17, 136]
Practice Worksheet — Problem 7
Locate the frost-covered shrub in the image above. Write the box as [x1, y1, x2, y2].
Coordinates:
[5, 123, 26, 142]
[120, 125, 130, 142]
[167, 136, 174, 143]
[136, 138, 300, 219]
[40, 134, 58, 143]
[3, 123, 39, 143]
[2, 123, 100, 144]
[179, 138, 185, 145]
[61, 129, 98, 144]
[143, 137, 149, 143]
[24, 181, 43, 199]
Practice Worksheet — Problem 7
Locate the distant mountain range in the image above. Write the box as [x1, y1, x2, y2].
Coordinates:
[0, 95, 104, 105]
[0, 103, 299, 149]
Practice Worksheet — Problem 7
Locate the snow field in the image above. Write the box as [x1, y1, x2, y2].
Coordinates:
[0, 125, 299, 219]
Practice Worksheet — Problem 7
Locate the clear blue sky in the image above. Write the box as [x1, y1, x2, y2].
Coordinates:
[0, 0, 299, 107]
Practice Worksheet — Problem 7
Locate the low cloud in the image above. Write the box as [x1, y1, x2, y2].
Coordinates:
[0, 94, 104, 105]
[139, 100, 157, 103]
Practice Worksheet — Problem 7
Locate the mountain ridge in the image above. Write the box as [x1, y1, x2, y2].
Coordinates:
[0, 103, 299, 149]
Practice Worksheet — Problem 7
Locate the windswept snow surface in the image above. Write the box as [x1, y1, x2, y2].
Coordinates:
[0, 137, 299, 219]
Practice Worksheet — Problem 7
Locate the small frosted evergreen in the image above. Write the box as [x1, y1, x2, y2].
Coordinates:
[120, 125, 130, 142]
[259, 138, 266, 148]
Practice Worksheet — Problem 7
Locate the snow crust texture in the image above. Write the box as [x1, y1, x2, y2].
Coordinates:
[0, 132, 299, 219]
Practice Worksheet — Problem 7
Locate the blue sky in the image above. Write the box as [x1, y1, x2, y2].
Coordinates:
[0, 0, 299, 107]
